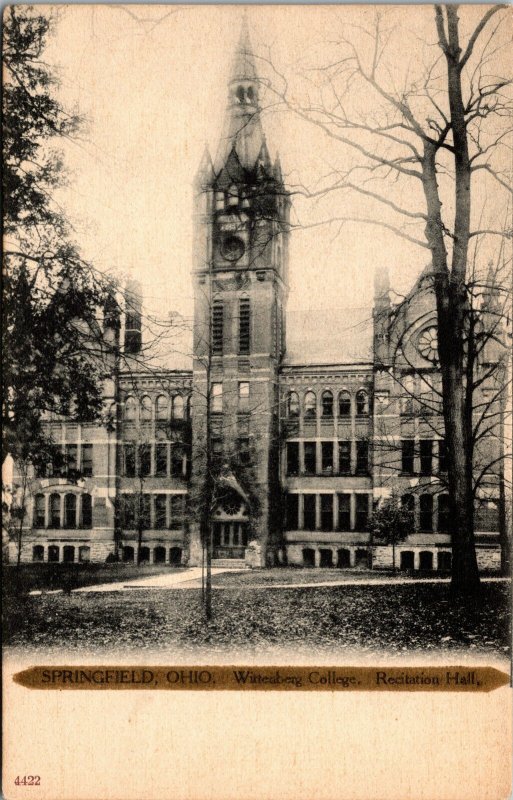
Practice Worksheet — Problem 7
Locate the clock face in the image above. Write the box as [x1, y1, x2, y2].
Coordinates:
[222, 235, 245, 262]
[417, 326, 438, 362]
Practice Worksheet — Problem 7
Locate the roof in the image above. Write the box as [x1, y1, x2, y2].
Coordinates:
[284, 307, 374, 366]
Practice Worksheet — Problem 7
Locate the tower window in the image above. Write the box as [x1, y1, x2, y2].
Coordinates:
[239, 298, 251, 354]
[215, 192, 225, 210]
[228, 185, 238, 207]
[211, 383, 223, 413]
[236, 85, 245, 104]
[212, 301, 223, 355]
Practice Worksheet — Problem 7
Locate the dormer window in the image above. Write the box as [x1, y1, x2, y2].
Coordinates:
[228, 185, 238, 207]
[215, 191, 224, 210]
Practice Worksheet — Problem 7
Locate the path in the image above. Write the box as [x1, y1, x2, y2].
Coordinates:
[73, 566, 246, 593]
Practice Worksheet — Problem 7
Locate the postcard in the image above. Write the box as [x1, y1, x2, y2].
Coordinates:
[3, 4, 512, 799]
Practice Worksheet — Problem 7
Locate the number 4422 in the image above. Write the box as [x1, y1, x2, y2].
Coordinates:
[15, 776, 40, 786]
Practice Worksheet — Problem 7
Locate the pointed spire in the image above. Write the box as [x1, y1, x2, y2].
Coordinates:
[214, 16, 267, 173]
[194, 144, 214, 189]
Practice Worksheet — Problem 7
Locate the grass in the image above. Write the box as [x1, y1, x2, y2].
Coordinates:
[2, 563, 182, 595]
[3, 580, 510, 659]
[209, 567, 446, 587]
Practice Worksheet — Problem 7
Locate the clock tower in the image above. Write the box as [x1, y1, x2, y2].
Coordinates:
[189, 19, 290, 566]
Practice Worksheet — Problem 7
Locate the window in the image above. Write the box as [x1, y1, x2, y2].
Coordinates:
[338, 494, 351, 531]
[64, 494, 76, 528]
[155, 495, 167, 529]
[238, 382, 250, 411]
[124, 444, 136, 477]
[32, 545, 44, 562]
[286, 494, 299, 529]
[82, 444, 93, 477]
[419, 494, 433, 531]
[140, 444, 152, 477]
[238, 437, 251, 466]
[228, 184, 238, 207]
[401, 494, 415, 528]
[420, 440, 433, 476]
[155, 443, 168, 477]
[356, 390, 369, 416]
[49, 494, 61, 528]
[287, 391, 299, 418]
[303, 442, 316, 475]
[401, 440, 415, 475]
[33, 494, 45, 527]
[303, 494, 316, 530]
[172, 395, 184, 420]
[65, 444, 78, 475]
[79, 545, 91, 563]
[156, 395, 169, 422]
[239, 298, 251, 354]
[438, 494, 450, 532]
[212, 301, 223, 356]
[401, 376, 414, 415]
[121, 496, 135, 529]
[48, 545, 60, 562]
[338, 441, 351, 475]
[211, 437, 223, 463]
[321, 441, 333, 474]
[286, 442, 299, 476]
[304, 391, 316, 420]
[49, 445, 64, 478]
[356, 441, 369, 475]
[140, 396, 152, 421]
[320, 494, 333, 531]
[124, 397, 137, 422]
[170, 495, 185, 530]
[63, 545, 75, 563]
[141, 494, 151, 529]
[355, 494, 369, 531]
[171, 444, 184, 477]
[321, 390, 333, 418]
[438, 440, 448, 472]
[338, 391, 351, 417]
[215, 191, 224, 210]
[81, 494, 92, 528]
[211, 383, 223, 413]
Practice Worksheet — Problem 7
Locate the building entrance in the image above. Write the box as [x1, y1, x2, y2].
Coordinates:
[213, 521, 248, 559]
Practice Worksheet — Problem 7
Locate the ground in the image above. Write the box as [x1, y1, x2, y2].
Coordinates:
[3, 565, 510, 660]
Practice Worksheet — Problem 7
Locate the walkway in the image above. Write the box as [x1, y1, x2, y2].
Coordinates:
[73, 566, 246, 593]
[72, 570, 509, 594]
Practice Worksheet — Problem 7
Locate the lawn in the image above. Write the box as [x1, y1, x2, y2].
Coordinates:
[3, 581, 510, 659]
[2, 563, 181, 595]
[209, 567, 444, 587]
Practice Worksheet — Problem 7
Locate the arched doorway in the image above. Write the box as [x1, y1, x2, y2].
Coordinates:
[212, 484, 250, 559]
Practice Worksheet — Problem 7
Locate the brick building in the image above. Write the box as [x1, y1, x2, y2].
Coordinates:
[10, 24, 506, 572]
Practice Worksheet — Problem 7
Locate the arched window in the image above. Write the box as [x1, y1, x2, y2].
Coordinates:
[64, 493, 77, 528]
[156, 395, 169, 422]
[124, 396, 137, 422]
[32, 545, 44, 562]
[172, 395, 184, 420]
[33, 494, 45, 528]
[236, 86, 245, 104]
[287, 391, 299, 418]
[79, 545, 91, 563]
[304, 391, 317, 419]
[247, 86, 255, 103]
[321, 390, 333, 418]
[356, 390, 369, 416]
[81, 494, 92, 528]
[338, 391, 351, 417]
[140, 395, 152, 421]
[49, 494, 61, 529]
[63, 545, 75, 563]
[228, 184, 238, 207]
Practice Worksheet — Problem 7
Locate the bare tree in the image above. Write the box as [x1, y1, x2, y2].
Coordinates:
[263, 5, 512, 595]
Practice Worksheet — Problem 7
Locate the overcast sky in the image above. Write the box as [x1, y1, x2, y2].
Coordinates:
[46, 5, 510, 323]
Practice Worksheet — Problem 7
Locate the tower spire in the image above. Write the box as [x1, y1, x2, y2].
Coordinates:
[214, 16, 266, 173]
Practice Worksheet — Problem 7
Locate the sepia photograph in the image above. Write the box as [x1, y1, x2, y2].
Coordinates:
[2, 4, 512, 797]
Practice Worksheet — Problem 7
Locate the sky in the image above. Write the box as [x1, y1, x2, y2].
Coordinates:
[44, 5, 511, 324]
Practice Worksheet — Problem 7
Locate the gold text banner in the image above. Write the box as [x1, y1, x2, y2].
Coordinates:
[13, 666, 510, 692]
